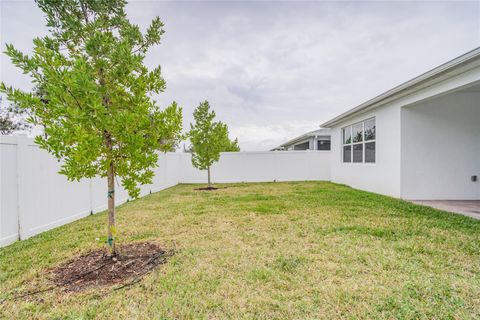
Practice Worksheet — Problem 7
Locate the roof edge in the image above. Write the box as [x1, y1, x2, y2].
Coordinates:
[276, 128, 330, 149]
[321, 47, 480, 128]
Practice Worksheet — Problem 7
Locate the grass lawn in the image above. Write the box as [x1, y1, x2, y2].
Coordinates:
[1, 181, 479, 319]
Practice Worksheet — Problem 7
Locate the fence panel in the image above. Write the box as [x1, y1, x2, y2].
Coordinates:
[0, 136, 19, 246]
[0, 136, 331, 247]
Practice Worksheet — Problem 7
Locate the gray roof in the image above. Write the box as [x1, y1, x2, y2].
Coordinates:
[272, 128, 331, 150]
[321, 46, 480, 128]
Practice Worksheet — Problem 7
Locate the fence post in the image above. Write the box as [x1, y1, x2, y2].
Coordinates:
[16, 135, 29, 240]
[89, 178, 93, 215]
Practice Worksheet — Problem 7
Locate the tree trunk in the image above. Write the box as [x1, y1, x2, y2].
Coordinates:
[207, 166, 211, 188]
[107, 161, 116, 255]
[99, 70, 115, 254]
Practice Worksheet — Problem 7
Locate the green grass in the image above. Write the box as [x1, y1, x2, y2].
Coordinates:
[1, 181, 479, 319]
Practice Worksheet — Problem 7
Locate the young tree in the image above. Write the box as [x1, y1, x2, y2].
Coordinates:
[224, 137, 240, 152]
[0, 0, 183, 254]
[189, 101, 239, 188]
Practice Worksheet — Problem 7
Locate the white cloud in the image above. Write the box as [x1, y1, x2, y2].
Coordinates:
[1, 1, 479, 150]
[230, 120, 321, 151]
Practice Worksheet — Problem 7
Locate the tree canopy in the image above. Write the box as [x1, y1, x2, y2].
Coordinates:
[0, 0, 182, 197]
[0, 0, 183, 253]
[189, 101, 239, 186]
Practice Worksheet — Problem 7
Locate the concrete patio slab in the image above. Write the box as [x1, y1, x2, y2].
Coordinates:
[411, 200, 480, 220]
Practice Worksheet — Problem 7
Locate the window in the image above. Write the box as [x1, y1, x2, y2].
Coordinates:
[343, 145, 351, 162]
[293, 141, 310, 150]
[342, 118, 375, 163]
[353, 144, 363, 162]
[317, 139, 331, 150]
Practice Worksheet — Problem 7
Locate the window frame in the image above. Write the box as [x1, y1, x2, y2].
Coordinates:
[293, 141, 310, 150]
[317, 139, 331, 151]
[342, 117, 376, 164]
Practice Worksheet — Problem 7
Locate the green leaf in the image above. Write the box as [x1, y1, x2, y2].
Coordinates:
[3, 1, 183, 203]
[188, 101, 240, 176]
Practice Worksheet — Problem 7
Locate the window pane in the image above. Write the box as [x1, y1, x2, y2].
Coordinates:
[364, 118, 376, 141]
[353, 144, 363, 162]
[343, 145, 351, 162]
[343, 127, 352, 144]
[365, 142, 375, 163]
[293, 141, 310, 150]
[352, 123, 363, 143]
[318, 140, 331, 150]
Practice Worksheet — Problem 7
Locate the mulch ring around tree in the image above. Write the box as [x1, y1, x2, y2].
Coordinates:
[50, 242, 171, 292]
[195, 186, 228, 191]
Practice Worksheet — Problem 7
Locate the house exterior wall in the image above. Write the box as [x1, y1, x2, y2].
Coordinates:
[328, 65, 480, 198]
[308, 137, 315, 150]
[401, 91, 480, 200]
[330, 105, 402, 197]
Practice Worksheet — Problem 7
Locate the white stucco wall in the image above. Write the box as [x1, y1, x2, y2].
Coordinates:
[329, 105, 402, 197]
[401, 91, 480, 200]
[328, 65, 480, 198]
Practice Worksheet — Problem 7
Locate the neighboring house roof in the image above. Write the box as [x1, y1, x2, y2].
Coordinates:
[271, 128, 331, 150]
[321, 46, 480, 128]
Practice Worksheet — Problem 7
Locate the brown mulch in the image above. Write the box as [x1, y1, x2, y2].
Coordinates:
[0, 242, 171, 304]
[195, 186, 229, 191]
[195, 186, 219, 191]
[50, 242, 169, 292]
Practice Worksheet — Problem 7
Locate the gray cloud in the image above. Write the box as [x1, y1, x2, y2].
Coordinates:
[1, 0, 479, 150]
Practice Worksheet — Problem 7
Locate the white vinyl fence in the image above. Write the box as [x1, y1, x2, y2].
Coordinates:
[0, 135, 330, 247]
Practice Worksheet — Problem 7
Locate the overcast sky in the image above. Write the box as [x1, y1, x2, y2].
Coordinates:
[1, 0, 479, 150]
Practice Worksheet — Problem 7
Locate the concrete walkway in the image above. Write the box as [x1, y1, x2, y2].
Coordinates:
[411, 200, 480, 220]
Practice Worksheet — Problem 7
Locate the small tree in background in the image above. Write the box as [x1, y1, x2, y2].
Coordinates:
[1, 0, 183, 254]
[0, 97, 31, 135]
[189, 101, 239, 188]
[224, 137, 240, 152]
